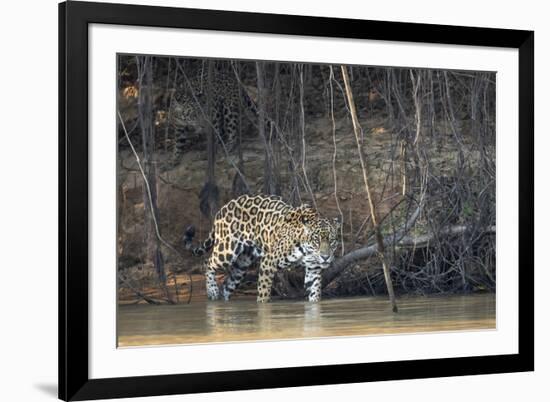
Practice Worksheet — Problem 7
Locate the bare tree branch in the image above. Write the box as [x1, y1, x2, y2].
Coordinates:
[118, 111, 193, 304]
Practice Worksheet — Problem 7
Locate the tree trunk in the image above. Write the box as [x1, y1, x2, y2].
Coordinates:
[200, 60, 219, 218]
[232, 62, 248, 197]
[136, 56, 171, 301]
[256, 61, 276, 194]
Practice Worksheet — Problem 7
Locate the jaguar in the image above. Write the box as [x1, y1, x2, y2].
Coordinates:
[184, 194, 340, 302]
[169, 70, 258, 161]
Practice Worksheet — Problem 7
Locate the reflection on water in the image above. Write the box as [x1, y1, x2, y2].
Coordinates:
[117, 293, 495, 347]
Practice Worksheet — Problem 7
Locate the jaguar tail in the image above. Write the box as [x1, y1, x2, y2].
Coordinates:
[183, 225, 215, 256]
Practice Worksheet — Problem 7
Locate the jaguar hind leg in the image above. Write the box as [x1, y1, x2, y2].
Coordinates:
[223, 110, 239, 152]
[215, 102, 238, 152]
[205, 236, 241, 301]
[221, 242, 263, 301]
[256, 257, 278, 303]
[221, 267, 246, 301]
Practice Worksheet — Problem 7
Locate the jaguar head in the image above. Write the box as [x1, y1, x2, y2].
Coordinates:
[287, 205, 341, 266]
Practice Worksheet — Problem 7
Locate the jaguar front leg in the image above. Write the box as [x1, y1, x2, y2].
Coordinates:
[304, 265, 323, 302]
[204, 258, 221, 301]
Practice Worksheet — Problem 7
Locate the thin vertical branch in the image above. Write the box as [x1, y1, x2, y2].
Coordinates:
[341, 65, 398, 313]
[163, 58, 177, 153]
[299, 65, 318, 209]
[329, 66, 345, 255]
[410, 69, 422, 146]
[256, 61, 276, 194]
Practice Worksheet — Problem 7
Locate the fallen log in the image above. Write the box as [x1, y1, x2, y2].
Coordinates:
[323, 222, 495, 288]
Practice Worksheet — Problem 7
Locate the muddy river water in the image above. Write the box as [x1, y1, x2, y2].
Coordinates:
[117, 293, 495, 347]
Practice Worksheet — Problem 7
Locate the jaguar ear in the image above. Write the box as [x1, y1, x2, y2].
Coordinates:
[333, 216, 342, 229]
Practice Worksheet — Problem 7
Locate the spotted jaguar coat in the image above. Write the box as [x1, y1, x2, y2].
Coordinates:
[184, 194, 339, 302]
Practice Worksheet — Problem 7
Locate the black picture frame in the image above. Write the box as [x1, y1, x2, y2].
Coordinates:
[59, 1, 534, 400]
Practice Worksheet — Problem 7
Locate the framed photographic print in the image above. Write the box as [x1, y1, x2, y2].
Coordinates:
[59, 1, 534, 400]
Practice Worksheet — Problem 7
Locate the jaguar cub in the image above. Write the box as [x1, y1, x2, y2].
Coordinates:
[169, 72, 255, 160]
